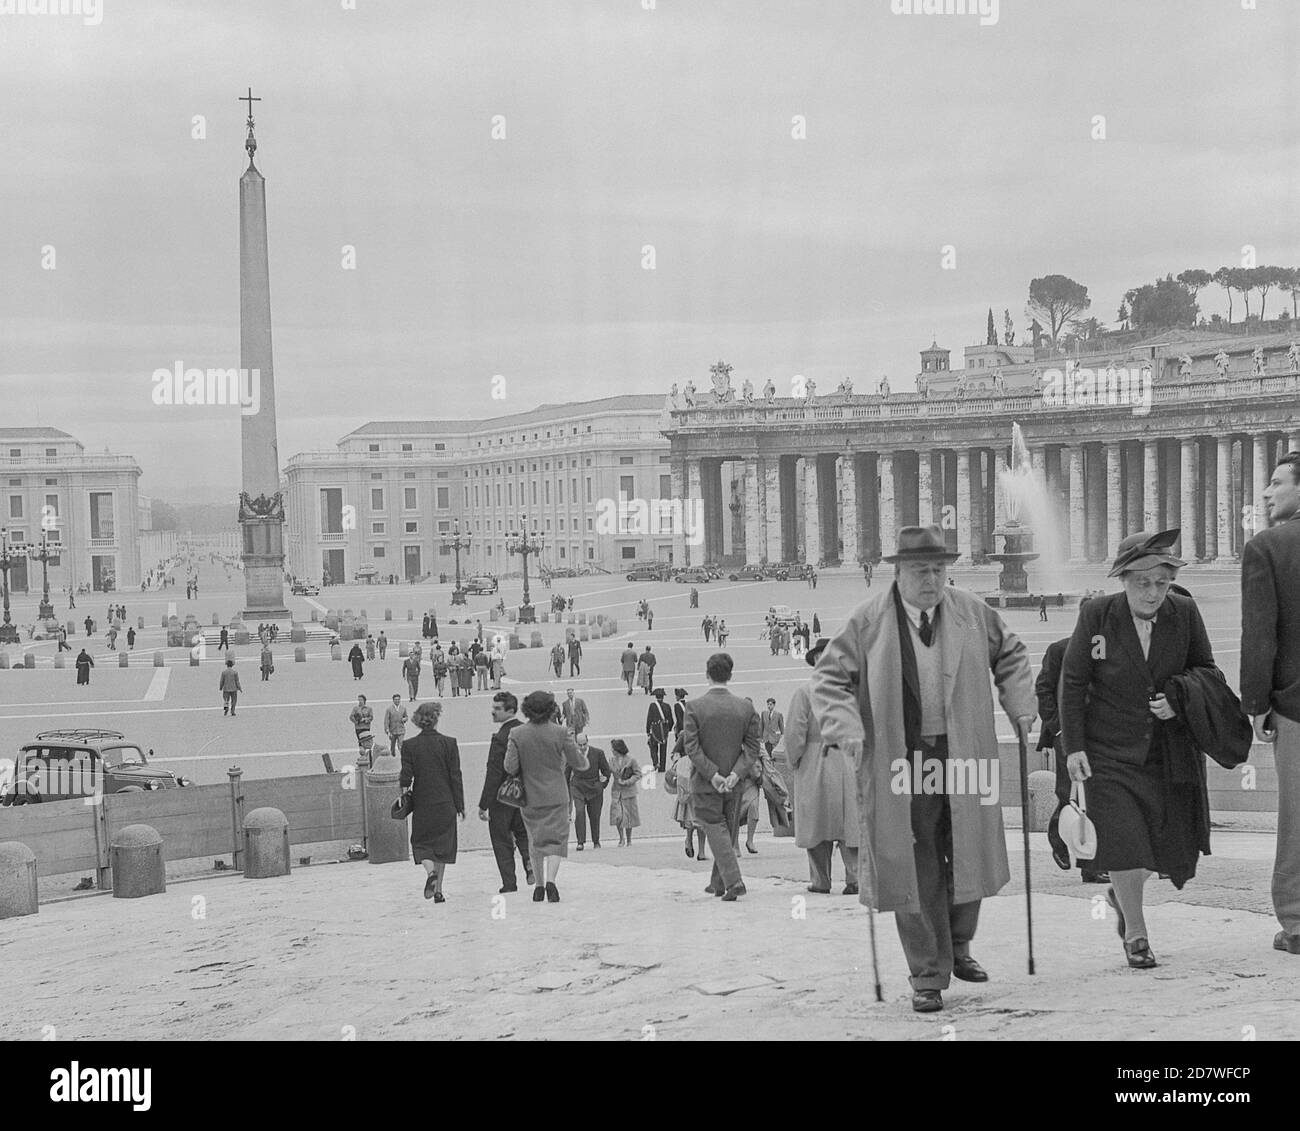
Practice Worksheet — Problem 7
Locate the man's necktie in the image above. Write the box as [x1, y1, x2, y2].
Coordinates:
[919, 610, 934, 647]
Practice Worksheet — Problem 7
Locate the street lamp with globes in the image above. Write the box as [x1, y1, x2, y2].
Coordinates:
[505, 516, 544, 624]
[0, 527, 24, 645]
[441, 523, 473, 606]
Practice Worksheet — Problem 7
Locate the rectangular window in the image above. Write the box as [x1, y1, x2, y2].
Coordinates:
[371, 521, 386, 535]
[474, 486, 480, 507]
[436, 487, 449, 509]
[659, 475, 671, 498]
[370, 472, 382, 480]
[559, 546, 566, 558]
[437, 521, 450, 534]
[370, 489, 384, 511]
[435, 443, 446, 451]
[621, 546, 636, 560]
[401, 443, 413, 452]
[508, 483, 514, 506]
[544, 481, 551, 504]
[45, 448, 56, 457]
[45, 477, 58, 485]
[619, 475, 634, 498]
[404, 521, 418, 534]
[558, 480, 564, 504]
[403, 471, 415, 479]
[7, 450, 19, 459]
[368, 443, 380, 452]
[8, 496, 21, 519]
[319, 488, 343, 534]
[373, 545, 386, 558]
[571, 479, 577, 503]
[8, 528, 25, 544]
[88, 492, 114, 540]
[495, 484, 501, 506]
[404, 487, 417, 509]
[585, 478, 592, 503]
[619, 456, 633, 465]
[586, 518, 593, 531]
[45, 494, 60, 539]
[559, 518, 565, 531]
[531, 483, 537, 505]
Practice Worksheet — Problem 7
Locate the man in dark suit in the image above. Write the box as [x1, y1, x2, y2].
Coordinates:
[478, 691, 533, 893]
[1241, 450, 1300, 955]
[684, 653, 762, 901]
[561, 688, 589, 735]
[645, 688, 673, 772]
[1037, 631, 1108, 883]
[568, 732, 611, 849]
[673, 687, 688, 737]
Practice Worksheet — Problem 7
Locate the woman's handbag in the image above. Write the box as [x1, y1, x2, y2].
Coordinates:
[496, 774, 526, 809]
[1057, 780, 1097, 861]
[664, 762, 678, 794]
[390, 789, 413, 820]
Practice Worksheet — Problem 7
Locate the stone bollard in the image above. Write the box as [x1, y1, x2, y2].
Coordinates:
[568, 613, 576, 624]
[407, 609, 414, 621]
[364, 756, 407, 864]
[384, 608, 392, 621]
[137, 616, 144, 630]
[359, 609, 367, 620]
[24, 653, 35, 669]
[70, 620, 78, 635]
[290, 625, 306, 643]
[489, 607, 500, 622]
[295, 646, 306, 663]
[189, 651, 200, 667]
[311, 609, 319, 622]
[507, 608, 517, 623]
[242, 807, 291, 878]
[530, 630, 543, 648]
[1027, 770, 1058, 833]
[54, 653, 66, 669]
[153, 652, 164, 667]
[330, 643, 342, 661]
[579, 627, 589, 642]
[0, 652, 8, 670]
[399, 642, 409, 658]
[540, 611, 549, 623]
[509, 633, 522, 650]
[110, 824, 166, 898]
[579, 613, 586, 625]
[213, 613, 220, 626]
[118, 652, 129, 668]
[0, 842, 38, 919]
[161, 616, 168, 628]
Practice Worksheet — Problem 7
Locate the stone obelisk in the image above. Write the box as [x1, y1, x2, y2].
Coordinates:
[237, 89, 290, 619]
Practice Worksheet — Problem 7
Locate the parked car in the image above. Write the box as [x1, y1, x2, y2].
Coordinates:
[463, 575, 499, 595]
[781, 562, 814, 580]
[290, 579, 320, 596]
[673, 567, 711, 584]
[700, 562, 725, 580]
[768, 604, 801, 627]
[728, 565, 768, 581]
[0, 729, 190, 805]
[625, 564, 669, 582]
[354, 565, 379, 583]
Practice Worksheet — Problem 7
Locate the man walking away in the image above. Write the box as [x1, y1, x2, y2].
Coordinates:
[377, 631, 388, 659]
[1241, 450, 1300, 956]
[479, 692, 533, 892]
[684, 652, 761, 901]
[219, 658, 242, 717]
[621, 642, 637, 695]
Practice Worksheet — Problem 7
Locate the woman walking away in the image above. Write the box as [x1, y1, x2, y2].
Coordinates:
[399, 701, 465, 903]
[669, 733, 707, 862]
[504, 690, 587, 903]
[1060, 529, 1222, 970]
[348, 642, 364, 680]
[608, 738, 642, 846]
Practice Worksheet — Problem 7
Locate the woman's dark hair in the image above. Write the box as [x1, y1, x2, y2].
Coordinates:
[610, 738, 628, 755]
[522, 690, 557, 723]
[412, 701, 442, 730]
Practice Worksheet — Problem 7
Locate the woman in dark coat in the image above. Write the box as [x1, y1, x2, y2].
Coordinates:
[347, 643, 364, 680]
[399, 700, 465, 902]
[504, 690, 587, 903]
[1060, 529, 1217, 970]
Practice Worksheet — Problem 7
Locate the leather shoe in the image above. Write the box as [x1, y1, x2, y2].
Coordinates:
[720, 882, 747, 901]
[911, 989, 943, 1013]
[423, 873, 437, 900]
[1273, 930, 1300, 954]
[1124, 938, 1158, 968]
[952, 956, 988, 983]
[532, 886, 546, 902]
[499, 885, 517, 894]
[704, 884, 723, 896]
[843, 883, 859, 896]
[1081, 868, 1111, 884]
[806, 885, 831, 894]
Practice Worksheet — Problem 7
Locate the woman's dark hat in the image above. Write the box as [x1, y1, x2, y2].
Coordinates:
[882, 524, 960, 564]
[805, 637, 830, 667]
[1107, 529, 1185, 577]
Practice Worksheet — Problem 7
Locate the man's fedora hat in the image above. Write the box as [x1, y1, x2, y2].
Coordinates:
[882, 524, 960, 564]
[1107, 528, 1185, 577]
[805, 637, 830, 667]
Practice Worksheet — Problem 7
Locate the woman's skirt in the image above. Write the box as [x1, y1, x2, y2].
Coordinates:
[610, 791, 641, 829]
[1087, 752, 1202, 883]
[410, 802, 458, 864]
[522, 801, 570, 857]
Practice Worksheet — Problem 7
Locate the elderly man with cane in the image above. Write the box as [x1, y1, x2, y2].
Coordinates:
[811, 525, 1036, 1013]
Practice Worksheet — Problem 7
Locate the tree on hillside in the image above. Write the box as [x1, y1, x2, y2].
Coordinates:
[1027, 275, 1090, 347]
[149, 500, 178, 531]
[1003, 309, 1015, 346]
[1284, 267, 1300, 320]
[1213, 266, 1237, 323]
[986, 308, 997, 346]
[1176, 268, 1213, 307]
[1254, 266, 1285, 323]
[1117, 301, 1130, 330]
[1122, 275, 1198, 329]
[1070, 316, 1103, 343]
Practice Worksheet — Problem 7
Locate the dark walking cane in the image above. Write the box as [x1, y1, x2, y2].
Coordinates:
[866, 899, 883, 1002]
[1017, 725, 1036, 975]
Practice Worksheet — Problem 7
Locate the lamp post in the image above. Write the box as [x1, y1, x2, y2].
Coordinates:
[0, 528, 24, 645]
[505, 516, 544, 624]
[24, 531, 58, 622]
[441, 523, 473, 606]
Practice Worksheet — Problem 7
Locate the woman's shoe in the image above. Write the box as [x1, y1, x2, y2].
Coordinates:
[1106, 887, 1126, 939]
[745, 843, 758, 855]
[685, 843, 695, 858]
[423, 873, 437, 900]
[1124, 938, 1158, 968]
[433, 892, 446, 904]
[532, 886, 546, 902]
[545, 882, 560, 903]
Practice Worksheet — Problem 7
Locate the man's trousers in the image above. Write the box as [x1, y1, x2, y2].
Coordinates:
[571, 789, 603, 847]
[807, 841, 859, 890]
[693, 787, 743, 891]
[1275, 714, 1300, 934]
[487, 802, 533, 889]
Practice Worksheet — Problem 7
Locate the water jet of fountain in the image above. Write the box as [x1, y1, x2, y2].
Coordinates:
[991, 422, 1069, 595]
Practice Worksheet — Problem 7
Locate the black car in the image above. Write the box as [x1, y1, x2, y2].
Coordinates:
[1, 729, 189, 805]
[728, 565, 768, 581]
[625, 564, 669, 581]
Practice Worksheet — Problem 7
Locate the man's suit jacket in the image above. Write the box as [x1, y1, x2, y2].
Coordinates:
[620, 649, 637, 674]
[1060, 591, 1215, 766]
[760, 708, 785, 745]
[1241, 516, 1300, 723]
[479, 717, 522, 810]
[1035, 638, 1069, 748]
[683, 686, 760, 796]
[561, 696, 589, 733]
[567, 745, 612, 799]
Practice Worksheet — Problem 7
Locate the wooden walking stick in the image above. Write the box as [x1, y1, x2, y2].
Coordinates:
[1017, 725, 1036, 975]
[867, 897, 884, 1002]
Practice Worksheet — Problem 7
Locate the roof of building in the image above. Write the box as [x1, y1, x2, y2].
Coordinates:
[342, 394, 666, 439]
[0, 427, 76, 440]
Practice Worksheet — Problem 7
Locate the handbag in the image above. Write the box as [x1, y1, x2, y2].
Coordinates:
[1057, 780, 1097, 861]
[496, 774, 526, 808]
[664, 762, 678, 794]
[390, 788, 413, 820]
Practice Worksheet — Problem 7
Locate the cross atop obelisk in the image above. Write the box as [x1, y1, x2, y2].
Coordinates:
[237, 88, 289, 619]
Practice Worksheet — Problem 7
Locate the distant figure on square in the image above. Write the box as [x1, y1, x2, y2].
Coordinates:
[219, 658, 242, 717]
[567, 634, 582, 677]
[259, 643, 274, 682]
[403, 651, 421, 701]
[75, 647, 94, 686]
[621, 642, 638, 695]
[385, 693, 408, 756]
[646, 687, 673, 772]
[348, 642, 365, 680]
[562, 687, 589, 735]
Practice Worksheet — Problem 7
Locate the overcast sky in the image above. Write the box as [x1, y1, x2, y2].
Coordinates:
[1, 0, 1297, 503]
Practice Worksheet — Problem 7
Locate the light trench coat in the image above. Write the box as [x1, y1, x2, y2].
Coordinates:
[784, 684, 859, 849]
[809, 584, 1035, 914]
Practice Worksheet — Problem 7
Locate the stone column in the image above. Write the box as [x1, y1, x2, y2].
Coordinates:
[1179, 438, 1197, 559]
[878, 452, 896, 558]
[1163, 442, 1179, 541]
[686, 459, 703, 568]
[1106, 443, 1123, 558]
[839, 454, 859, 565]
[670, 459, 687, 568]
[794, 459, 807, 559]
[1289, 431, 1300, 455]
[1252, 433, 1270, 540]
[956, 448, 972, 561]
[1142, 440, 1160, 530]
[803, 457, 821, 564]
[993, 453, 1008, 532]
[1216, 437, 1232, 559]
[918, 449, 934, 526]
[969, 450, 985, 558]
[1202, 440, 1217, 560]
[1068, 445, 1086, 562]
[764, 459, 782, 564]
[744, 459, 762, 566]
